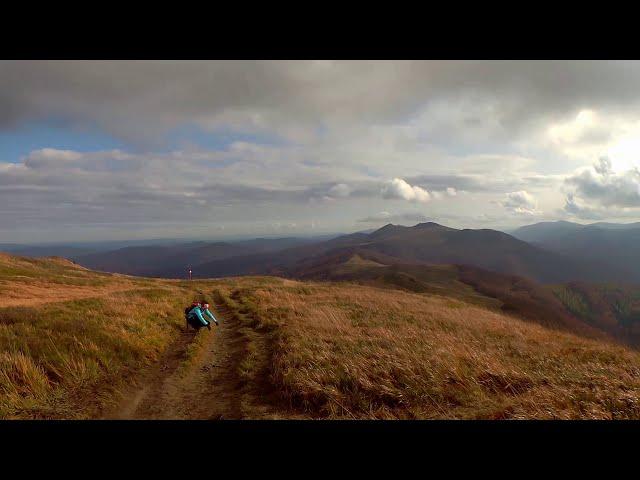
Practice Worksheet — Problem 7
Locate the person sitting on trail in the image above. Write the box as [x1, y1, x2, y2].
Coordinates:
[185, 301, 219, 331]
[201, 302, 219, 326]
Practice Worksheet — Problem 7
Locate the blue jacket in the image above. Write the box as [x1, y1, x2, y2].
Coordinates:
[188, 306, 219, 326]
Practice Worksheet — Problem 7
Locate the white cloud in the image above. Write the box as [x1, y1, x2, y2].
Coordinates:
[327, 183, 352, 198]
[382, 178, 431, 203]
[501, 190, 540, 215]
[565, 157, 640, 208]
[563, 193, 605, 220]
[547, 109, 603, 144]
[357, 211, 433, 224]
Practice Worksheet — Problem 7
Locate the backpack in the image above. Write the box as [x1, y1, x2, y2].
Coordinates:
[184, 305, 196, 320]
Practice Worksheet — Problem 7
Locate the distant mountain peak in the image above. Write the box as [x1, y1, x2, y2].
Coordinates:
[414, 222, 445, 229]
[372, 223, 399, 233]
[370, 221, 457, 238]
[369, 223, 408, 239]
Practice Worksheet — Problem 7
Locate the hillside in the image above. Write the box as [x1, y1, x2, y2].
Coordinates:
[72, 237, 325, 278]
[294, 251, 621, 341]
[191, 222, 624, 284]
[3, 253, 640, 419]
[0, 253, 206, 418]
[512, 221, 640, 282]
[553, 282, 640, 346]
[215, 277, 640, 419]
[63, 222, 626, 284]
[510, 220, 586, 244]
[512, 220, 640, 244]
[75, 242, 252, 277]
[1, 246, 98, 259]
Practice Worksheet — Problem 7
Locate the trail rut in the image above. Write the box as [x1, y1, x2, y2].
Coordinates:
[107, 301, 261, 419]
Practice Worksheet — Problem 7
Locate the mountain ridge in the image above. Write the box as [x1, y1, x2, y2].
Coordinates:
[4, 252, 640, 419]
[512, 220, 640, 282]
[190, 222, 625, 284]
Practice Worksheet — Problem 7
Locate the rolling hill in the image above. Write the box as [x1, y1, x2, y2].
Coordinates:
[220, 277, 640, 419]
[4, 252, 640, 419]
[75, 242, 253, 277]
[509, 220, 587, 245]
[191, 222, 625, 284]
[291, 250, 626, 342]
[28, 222, 629, 285]
[512, 220, 640, 244]
[512, 221, 640, 282]
[73, 237, 325, 278]
[4, 246, 99, 259]
[552, 282, 640, 346]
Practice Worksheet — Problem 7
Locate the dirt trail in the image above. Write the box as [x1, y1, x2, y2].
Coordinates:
[107, 301, 273, 420]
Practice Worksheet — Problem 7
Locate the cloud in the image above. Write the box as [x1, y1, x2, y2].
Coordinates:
[500, 190, 540, 215]
[562, 193, 605, 220]
[431, 187, 459, 200]
[6, 62, 640, 239]
[327, 183, 352, 198]
[357, 211, 434, 224]
[405, 170, 560, 195]
[358, 211, 391, 223]
[382, 178, 431, 203]
[547, 110, 613, 146]
[564, 157, 640, 208]
[0, 148, 351, 231]
[6, 61, 640, 148]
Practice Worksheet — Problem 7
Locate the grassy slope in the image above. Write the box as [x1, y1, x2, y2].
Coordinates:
[216, 277, 640, 419]
[297, 253, 501, 310]
[553, 282, 640, 346]
[296, 253, 606, 339]
[4, 254, 640, 419]
[0, 253, 222, 419]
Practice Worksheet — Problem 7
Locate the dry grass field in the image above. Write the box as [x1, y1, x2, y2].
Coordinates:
[3, 253, 640, 419]
[0, 254, 218, 418]
[216, 278, 640, 419]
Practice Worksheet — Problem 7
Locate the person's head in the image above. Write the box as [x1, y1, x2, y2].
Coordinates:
[202, 302, 210, 310]
[192, 301, 201, 307]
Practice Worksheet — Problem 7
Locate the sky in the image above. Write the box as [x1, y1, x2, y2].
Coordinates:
[2, 60, 640, 243]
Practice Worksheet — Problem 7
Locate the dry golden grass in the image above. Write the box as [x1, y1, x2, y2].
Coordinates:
[0, 288, 196, 418]
[0, 282, 151, 308]
[0, 254, 225, 418]
[218, 278, 640, 419]
[5, 253, 640, 420]
[0, 253, 149, 307]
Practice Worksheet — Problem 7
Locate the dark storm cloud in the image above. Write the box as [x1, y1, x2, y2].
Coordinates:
[3, 61, 640, 144]
[4, 61, 640, 240]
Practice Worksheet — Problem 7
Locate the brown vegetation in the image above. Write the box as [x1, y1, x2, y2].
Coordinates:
[216, 278, 640, 419]
[4, 253, 640, 419]
[0, 254, 220, 418]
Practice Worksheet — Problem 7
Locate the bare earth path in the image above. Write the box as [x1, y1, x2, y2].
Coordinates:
[106, 300, 282, 420]
[108, 302, 247, 419]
